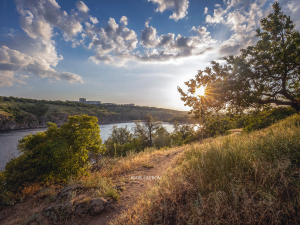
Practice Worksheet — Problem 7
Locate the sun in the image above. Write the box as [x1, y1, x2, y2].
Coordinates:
[195, 86, 206, 96]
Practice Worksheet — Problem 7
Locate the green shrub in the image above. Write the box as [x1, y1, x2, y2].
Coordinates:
[3, 115, 106, 192]
[244, 107, 296, 132]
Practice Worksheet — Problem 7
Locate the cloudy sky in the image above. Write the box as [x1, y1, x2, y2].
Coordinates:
[0, 0, 299, 110]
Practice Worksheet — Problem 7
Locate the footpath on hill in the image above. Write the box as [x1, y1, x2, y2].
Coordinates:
[88, 147, 185, 225]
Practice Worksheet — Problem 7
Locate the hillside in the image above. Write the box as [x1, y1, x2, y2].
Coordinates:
[114, 114, 300, 224]
[1, 114, 300, 224]
[0, 96, 191, 131]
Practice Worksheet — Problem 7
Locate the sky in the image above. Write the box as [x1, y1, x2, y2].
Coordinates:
[0, 0, 299, 111]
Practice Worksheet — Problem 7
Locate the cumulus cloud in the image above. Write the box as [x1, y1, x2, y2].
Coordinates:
[89, 16, 98, 24]
[126, 22, 216, 62]
[0, 0, 89, 87]
[205, 0, 275, 56]
[15, 0, 84, 41]
[148, 0, 189, 21]
[85, 17, 138, 65]
[0, 45, 83, 85]
[120, 16, 128, 26]
[141, 24, 158, 47]
[84, 13, 216, 64]
[206, 7, 225, 24]
[75, 1, 89, 13]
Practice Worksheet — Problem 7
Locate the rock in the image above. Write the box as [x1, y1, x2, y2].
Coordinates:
[56, 184, 83, 202]
[43, 201, 74, 218]
[43, 197, 112, 218]
[75, 197, 112, 215]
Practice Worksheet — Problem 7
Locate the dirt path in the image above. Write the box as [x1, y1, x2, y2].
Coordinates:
[88, 147, 185, 225]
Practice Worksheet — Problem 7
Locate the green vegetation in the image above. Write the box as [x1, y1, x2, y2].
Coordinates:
[114, 113, 300, 224]
[178, 2, 300, 118]
[104, 107, 296, 157]
[0, 96, 191, 128]
[200, 106, 296, 137]
[0, 115, 105, 203]
[104, 114, 196, 157]
[98, 104, 192, 122]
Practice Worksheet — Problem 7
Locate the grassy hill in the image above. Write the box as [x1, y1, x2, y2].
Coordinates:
[114, 114, 300, 224]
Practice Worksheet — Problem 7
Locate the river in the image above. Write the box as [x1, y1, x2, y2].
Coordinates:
[0, 122, 175, 171]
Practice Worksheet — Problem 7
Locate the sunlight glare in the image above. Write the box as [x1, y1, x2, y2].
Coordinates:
[195, 86, 205, 96]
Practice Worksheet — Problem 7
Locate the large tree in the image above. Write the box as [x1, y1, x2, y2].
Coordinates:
[178, 2, 300, 118]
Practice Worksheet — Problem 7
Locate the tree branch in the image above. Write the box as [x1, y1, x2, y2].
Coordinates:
[259, 99, 292, 106]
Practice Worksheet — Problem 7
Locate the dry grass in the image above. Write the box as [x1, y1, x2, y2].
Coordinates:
[95, 146, 184, 178]
[112, 114, 300, 225]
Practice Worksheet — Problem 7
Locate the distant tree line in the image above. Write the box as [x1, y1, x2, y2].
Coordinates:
[0, 96, 105, 109]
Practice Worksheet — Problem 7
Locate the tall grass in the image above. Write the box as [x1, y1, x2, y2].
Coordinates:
[113, 114, 300, 224]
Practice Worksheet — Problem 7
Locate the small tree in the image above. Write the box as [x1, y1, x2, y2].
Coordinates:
[154, 126, 171, 149]
[134, 114, 161, 147]
[178, 2, 300, 118]
[4, 115, 105, 191]
[105, 125, 136, 156]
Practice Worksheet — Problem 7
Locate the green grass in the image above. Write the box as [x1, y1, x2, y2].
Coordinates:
[113, 114, 300, 224]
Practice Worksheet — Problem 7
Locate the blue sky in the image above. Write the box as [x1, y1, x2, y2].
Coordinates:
[0, 0, 299, 110]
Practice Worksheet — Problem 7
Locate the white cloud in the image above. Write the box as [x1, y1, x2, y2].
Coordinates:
[141, 25, 158, 47]
[89, 16, 99, 24]
[206, 7, 225, 24]
[120, 16, 128, 26]
[85, 17, 138, 65]
[0, 71, 15, 87]
[83, 12, 216, 64]
[0, 0, 89, 87]
[148, 0, 189, 21]
[204, 7, 208, 15]
[126, 23, 216, 62]
[15, 0, 84, 41]
[75, 1, 89, 13]
[204, 0, 278, 56]
[0, 45, 83, 85]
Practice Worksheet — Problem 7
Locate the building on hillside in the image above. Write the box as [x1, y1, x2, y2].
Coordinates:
[75, 98, 101, 105]
[86, 100, 101, 105]
[102, 103, 117, 106]
[79, 98, 86, 103]
[123, 103, 135, 106]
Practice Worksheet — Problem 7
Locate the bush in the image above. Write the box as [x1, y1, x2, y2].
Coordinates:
[3, 115, 106, 192]
[243, 107, 296, 132]
[171, 122, 196, 146]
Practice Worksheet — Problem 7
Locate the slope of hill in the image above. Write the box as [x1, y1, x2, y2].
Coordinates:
[0, 96, 191, 131]
[113, 114, 300, 224]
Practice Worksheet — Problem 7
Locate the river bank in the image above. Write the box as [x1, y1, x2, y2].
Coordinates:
[0, 122, 176, 171]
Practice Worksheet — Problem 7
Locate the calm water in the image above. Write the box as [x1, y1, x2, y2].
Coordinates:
[0, 122, 175, 171]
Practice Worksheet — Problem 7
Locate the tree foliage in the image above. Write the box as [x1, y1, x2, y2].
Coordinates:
[134, 114, 161, 147]
[3, 115, 105, 191]
[178, 2, 300, 118]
